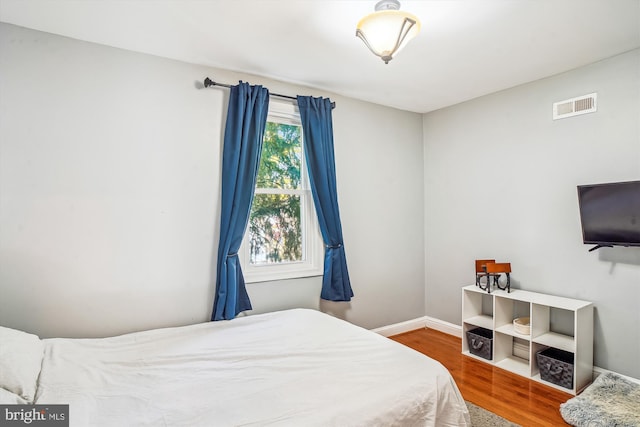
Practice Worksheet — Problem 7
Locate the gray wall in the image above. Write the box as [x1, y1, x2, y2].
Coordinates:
[0, 23, 425, 337]
[2, 22, 638, 379]
[423, 49, 640, 379]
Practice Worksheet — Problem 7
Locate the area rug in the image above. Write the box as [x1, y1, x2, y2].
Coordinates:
[466, 401, 520, 427]
[560, 372, 640, 426]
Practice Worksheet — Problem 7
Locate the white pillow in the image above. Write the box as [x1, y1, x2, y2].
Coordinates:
[0, 326, 45, 402]
[0, 387, 28, 404]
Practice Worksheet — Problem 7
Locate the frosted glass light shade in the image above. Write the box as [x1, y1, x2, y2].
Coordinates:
[356, 7, 421, 64]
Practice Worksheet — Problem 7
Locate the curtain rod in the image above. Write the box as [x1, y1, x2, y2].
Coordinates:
[203, 77, 335, 109]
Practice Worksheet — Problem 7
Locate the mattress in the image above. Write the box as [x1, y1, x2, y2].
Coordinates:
[32, 309, 470, 426]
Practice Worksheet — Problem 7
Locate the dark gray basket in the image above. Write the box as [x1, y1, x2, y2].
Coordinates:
[466, 327, 493, 360]
[537, 347, 574, 389]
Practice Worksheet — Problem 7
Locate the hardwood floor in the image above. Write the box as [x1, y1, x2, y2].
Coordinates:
[390, 328, 573, 427]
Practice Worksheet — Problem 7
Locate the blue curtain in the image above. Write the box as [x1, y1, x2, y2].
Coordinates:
[297, 96, 354, 301]
[212, 82, 269, 320]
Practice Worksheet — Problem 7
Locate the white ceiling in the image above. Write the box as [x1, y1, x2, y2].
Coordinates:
[1, 0, 639, 113]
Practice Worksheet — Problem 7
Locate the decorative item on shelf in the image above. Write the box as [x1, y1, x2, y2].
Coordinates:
[513, 317, 530, 335]
[475, 259, 499, 293]
[485, 262, 511, 293]
[475, 259, 511, 293]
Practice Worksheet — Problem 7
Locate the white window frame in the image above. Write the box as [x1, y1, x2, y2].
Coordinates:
[239, 100, 323, 283]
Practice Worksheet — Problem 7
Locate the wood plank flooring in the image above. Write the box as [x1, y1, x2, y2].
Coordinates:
[390, 328, 573, 427]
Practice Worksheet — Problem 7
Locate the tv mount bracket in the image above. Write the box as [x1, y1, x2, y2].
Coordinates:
[588, 244, 614, 252]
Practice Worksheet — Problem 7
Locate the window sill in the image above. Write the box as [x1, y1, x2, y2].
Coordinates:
[243, 264, 323, 283]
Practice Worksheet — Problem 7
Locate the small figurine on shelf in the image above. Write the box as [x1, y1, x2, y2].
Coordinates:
[474, 259, 512, 293]
[475, 259, 497, 293]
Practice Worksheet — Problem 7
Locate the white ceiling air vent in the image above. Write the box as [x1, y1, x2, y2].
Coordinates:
[553, 93, 597, 120]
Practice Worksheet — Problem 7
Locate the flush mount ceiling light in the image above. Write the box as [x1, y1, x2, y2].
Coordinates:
[356, 0, 421, 64]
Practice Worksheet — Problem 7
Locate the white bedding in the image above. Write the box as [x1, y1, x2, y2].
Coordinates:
[34, 309, 470, 426]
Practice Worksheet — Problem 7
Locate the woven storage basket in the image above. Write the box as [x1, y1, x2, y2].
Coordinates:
[537, 347, 574, 389]
[513, 317, 530, 335]
[466, 327, 493, 360]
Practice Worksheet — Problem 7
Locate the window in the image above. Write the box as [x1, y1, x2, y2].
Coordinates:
[239, 101, 323, 282]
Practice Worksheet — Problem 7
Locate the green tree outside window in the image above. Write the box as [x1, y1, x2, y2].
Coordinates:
[249, 122, 304, 264]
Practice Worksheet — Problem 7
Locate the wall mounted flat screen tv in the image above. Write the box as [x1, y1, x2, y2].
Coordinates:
[577, 180, 640, 251]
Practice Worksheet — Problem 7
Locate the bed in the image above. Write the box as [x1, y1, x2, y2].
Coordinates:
[1, 308, 470, 426]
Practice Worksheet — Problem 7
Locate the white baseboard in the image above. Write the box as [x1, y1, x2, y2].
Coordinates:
[372, 316, 461, 338]
[593, 366, 640, 384]
[372, 316, 640, 384]
[424, 316, 462, 337]
[371, 316, 430, 337]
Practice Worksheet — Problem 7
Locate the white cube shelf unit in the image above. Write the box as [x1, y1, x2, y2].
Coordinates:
[462, 285, 593, 395]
